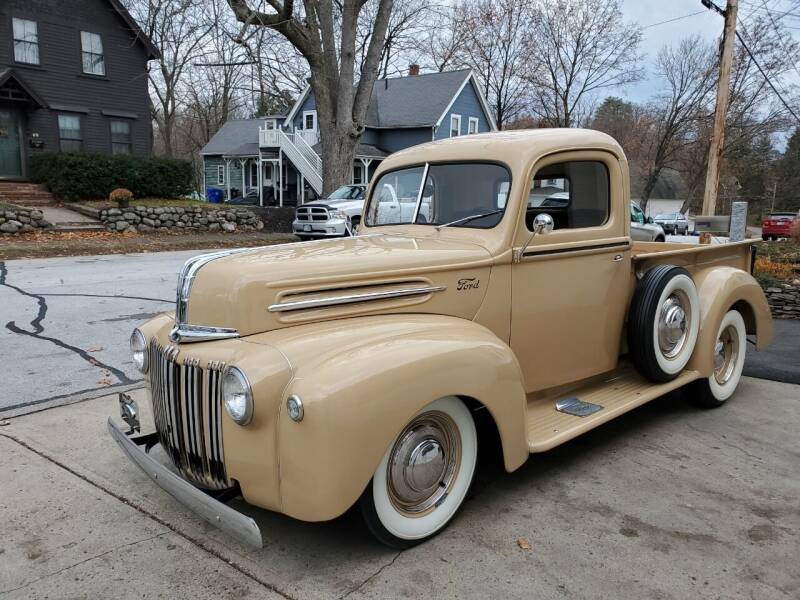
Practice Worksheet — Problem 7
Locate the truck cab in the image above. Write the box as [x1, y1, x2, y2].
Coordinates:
[113, 129, 773, 550]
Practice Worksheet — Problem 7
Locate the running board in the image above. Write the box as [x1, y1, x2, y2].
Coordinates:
[526, 367, 700, 453]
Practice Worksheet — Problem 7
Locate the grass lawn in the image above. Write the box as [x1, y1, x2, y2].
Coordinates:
[754, 240, 799, 289]
[76, 198, 210, 210]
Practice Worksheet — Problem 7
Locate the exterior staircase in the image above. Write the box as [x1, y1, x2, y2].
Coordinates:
[259, 127, 323, 194]
[0, 182, 56, 207]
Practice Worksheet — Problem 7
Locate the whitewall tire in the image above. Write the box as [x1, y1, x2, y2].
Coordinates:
[360, 396, 477, 548]
[688, 310, 747, 408]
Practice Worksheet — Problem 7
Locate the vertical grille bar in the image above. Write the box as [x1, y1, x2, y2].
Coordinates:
[146, 341, 231, 490]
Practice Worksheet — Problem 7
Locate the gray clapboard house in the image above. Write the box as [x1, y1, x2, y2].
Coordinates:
[201, 67, 497, 205]
[0, 0, 158, 180]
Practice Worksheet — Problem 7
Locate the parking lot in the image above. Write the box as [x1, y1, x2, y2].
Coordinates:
[1, 250, 799, 599]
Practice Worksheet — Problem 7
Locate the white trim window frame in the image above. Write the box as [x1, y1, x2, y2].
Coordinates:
[468, 117, 479, 135]
[81, 31, 105, 76]
[217, 164, 225, 185]
[450, 114, 461, 137]
[13, 18, 39, 65]
[303, 110, 317, 131]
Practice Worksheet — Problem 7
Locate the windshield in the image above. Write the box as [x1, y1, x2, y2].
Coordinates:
[365, 162, 511, 228]
[329, 185, 365, 200]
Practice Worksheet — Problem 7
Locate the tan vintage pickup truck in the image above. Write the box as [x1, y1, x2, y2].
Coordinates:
[110, 129, 773, 549]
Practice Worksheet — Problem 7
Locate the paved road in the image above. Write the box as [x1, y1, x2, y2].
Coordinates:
[0, 251, 200, 413]
[1, 249, 798, 414]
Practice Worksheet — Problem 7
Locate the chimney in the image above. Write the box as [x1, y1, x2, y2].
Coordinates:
[408, 63, 420, 77]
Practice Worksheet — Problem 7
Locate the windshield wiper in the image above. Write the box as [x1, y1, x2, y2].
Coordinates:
[435, 209, 504, 230]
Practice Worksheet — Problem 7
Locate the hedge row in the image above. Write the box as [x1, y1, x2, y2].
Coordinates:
[30, 153, 194, 201]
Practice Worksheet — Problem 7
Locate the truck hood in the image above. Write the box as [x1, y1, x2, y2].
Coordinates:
[303, 198, 364, 214]
[180, 234, 494, 338]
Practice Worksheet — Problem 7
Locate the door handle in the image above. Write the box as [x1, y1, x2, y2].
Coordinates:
[613, 254, 623, 262]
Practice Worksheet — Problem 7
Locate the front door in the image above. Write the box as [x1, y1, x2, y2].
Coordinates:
[0, 109, 23, 178]
[511, 152, 631, 393]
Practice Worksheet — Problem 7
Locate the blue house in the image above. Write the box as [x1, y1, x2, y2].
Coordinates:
[201, 68, 496, 205]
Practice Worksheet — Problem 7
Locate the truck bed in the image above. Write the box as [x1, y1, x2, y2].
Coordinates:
[631, 239, 757, 274]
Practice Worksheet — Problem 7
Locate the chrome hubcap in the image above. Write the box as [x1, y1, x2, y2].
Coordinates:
[387, 411, 460, 515]
[713, 324, 739, 385]
[658, 291, 690, 358]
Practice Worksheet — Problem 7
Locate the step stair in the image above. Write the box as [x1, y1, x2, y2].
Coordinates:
[0, 182, 56, 207]
[525, 365, 700, 452]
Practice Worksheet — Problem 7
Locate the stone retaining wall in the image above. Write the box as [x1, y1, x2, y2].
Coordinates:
[765, 283, 800, 319]
[98, 206, 263, 233]
[0, 206, 51, 234]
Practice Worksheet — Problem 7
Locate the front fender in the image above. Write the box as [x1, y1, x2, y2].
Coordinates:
[687, 266, 773, 376]
[248, 314, 529, 522]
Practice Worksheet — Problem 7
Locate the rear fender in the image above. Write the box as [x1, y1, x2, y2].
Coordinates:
[687, 267, 773, 376]
[259, 315, 529, 522]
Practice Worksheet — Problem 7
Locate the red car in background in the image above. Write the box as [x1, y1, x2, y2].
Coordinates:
[762, 212, 798, 240]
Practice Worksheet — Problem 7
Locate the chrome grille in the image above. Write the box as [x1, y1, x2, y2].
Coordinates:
[296, 206, 330, 222]
[148, 340, 231, 490]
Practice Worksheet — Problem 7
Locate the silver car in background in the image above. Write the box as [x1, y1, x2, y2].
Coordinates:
[654, 212, 688, 235]
[293, 184, 367, 239]
[631, 202, 665, 242]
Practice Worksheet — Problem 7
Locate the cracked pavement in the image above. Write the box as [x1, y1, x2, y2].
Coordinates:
[0, 251, 203, 414]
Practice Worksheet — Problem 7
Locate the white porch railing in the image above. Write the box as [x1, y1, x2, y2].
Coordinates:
[295, 129, 319, 147]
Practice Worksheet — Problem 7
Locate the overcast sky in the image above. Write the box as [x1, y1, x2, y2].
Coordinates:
[616, 0, 800, 103]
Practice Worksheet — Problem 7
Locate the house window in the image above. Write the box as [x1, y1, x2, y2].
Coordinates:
[264, 119, 275, 130]
[110, 120, 131, 154]
[13, 18, 39, 65]
[468, 117, 479, 135]
[217, 165, 225, 185]
[450, 114, 461, 137]
[81, 31, 105, 75]
[353, 163, 365, 185]
[58, 115, 82, 152]
[303, 110, 317, 131]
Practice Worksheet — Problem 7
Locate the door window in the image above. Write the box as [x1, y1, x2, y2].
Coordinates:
[527, 161, 609, 231]
[631, 203, 645, 224]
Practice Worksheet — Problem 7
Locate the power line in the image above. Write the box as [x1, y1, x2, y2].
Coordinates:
[642, 10, 706, 29]
[757, 0, 800, 81]
[735, 25, 800, 124]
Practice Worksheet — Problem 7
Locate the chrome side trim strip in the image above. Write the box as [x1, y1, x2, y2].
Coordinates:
[268, 285, 447, 313]
[107, 418, 263, 548]
[169, 324, 239, 343]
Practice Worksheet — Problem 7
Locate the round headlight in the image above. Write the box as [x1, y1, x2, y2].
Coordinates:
[130, 329, 148, 374]
[222, 367, 253, 425]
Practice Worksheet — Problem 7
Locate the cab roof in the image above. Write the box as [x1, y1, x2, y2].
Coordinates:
[381, 128, 626, 173]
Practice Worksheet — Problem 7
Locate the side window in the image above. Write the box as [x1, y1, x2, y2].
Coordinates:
[631, 204, 644, 224]
[527, 161, 609, 231]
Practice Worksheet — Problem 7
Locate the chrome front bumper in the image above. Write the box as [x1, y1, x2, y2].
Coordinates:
[107, 417, 263, 548]
[292, 218, 348, 237]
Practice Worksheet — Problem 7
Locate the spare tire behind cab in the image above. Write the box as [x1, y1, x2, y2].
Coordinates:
[628, 265, 700, 382]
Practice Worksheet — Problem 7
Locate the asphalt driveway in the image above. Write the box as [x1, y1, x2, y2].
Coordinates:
[1, 250, 799, 415]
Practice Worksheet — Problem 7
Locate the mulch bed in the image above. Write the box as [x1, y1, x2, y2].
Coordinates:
[0, 229, 297, 260]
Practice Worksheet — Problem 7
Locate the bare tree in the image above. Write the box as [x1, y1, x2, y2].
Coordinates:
[227, 0, 393, 195]
[414, 3, 471, 73]
[637, 37, 716, 211]
[457, 0, 532, 129]
[127, 0, 215, 156]
[526, 0, 642, 128]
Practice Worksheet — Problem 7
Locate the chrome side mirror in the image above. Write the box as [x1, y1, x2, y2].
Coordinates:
[532, 213, 554, 235]
[515, 213, 554, 262]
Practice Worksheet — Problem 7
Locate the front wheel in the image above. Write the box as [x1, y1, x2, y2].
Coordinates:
[360, 396, 477, 548]
[686, 310, 747, 408]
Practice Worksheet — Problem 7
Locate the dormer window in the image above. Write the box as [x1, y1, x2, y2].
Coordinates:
[81, 31, 105, 75]
[13, 18, 40, 65]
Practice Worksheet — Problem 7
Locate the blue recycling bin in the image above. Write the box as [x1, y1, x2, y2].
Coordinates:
[207, 187, 224, 203]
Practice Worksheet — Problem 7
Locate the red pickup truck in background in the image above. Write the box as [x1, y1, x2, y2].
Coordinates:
[762, 212, 798, 240]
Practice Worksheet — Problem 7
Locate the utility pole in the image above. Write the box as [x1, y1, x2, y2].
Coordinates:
[701, 0, 738, 216]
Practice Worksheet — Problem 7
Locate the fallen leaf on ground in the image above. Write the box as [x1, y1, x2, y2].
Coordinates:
[97, 376, 114, 386]
[516, 537, 531, 550]
[87, 346, 105, 352]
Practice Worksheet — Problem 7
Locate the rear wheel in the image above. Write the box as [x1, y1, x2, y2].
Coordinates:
[686, 310, 747, 408]
[360, 396, 477, 549]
